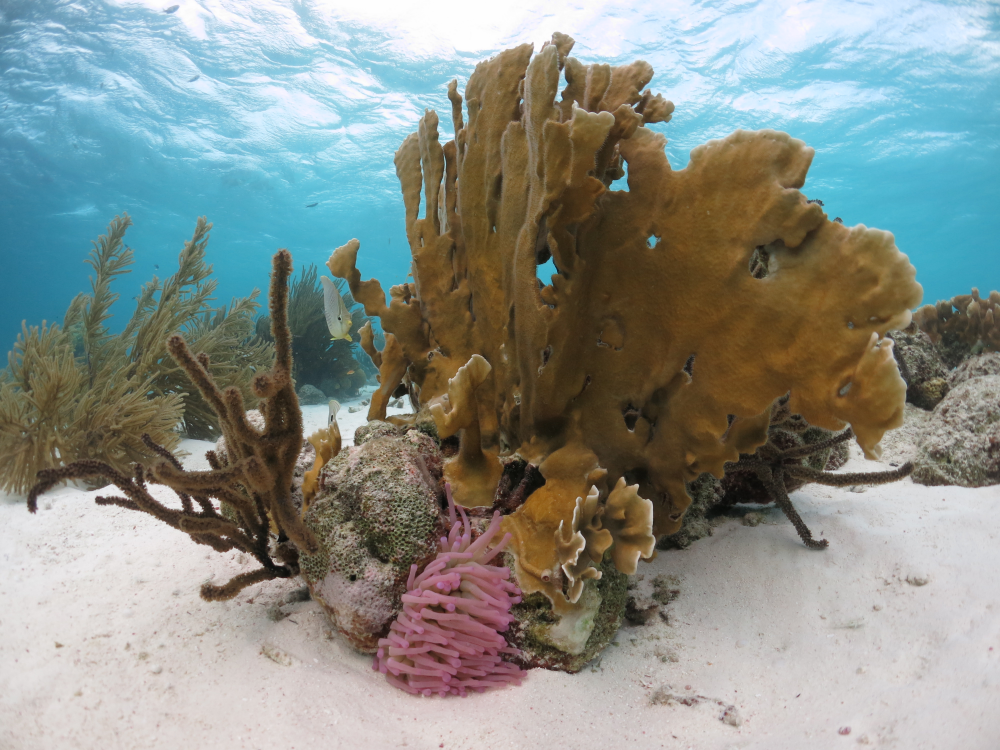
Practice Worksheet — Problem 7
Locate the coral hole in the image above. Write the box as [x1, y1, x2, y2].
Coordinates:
[623, 404, 641, 431]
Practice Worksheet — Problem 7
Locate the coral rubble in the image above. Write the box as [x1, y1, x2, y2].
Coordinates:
[330, 33, 922, 631]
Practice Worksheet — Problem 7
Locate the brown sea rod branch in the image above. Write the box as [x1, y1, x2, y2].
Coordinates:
[761, 465, 829, 550]
[27, 249, 316, 601]
[201, 567, 283, 602]
[785, 462, 913, 487]
[780, 428, 854, 461]
[724, 416, 911, 549]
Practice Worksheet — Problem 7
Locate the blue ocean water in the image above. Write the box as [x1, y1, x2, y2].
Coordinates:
[0, 0, 997, 348]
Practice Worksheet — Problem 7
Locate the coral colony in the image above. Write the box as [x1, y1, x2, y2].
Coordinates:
[373, 486, 524, 696]
[36, 32, 1000, 697]
[328, 31, 921, 640]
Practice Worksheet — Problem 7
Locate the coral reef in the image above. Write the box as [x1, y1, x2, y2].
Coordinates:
[914, 288, 1000, 359]
[254, 263, 370, 399]
[299, 425, 446, 652]
[0, 214, 271, 494]
[372, 487, 524, 696]
[330, 34, 921, 630]
[911, 374, 1000, 487]
[27, 249, 317, 602]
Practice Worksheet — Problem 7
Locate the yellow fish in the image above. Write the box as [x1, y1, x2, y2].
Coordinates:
[321, 276, 352, 341]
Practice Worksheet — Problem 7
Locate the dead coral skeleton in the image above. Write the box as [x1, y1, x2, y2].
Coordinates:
[27, 249, 317, 601]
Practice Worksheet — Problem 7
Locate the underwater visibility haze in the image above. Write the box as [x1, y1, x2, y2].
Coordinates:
[0, 0, 998, 347]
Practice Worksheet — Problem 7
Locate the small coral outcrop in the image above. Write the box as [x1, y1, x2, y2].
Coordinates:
[914, 287, 1000, 358]
[912, 374, 1000, 487]
[300, 424, 446, 652]
[888, 327, 951, 410]
[373, 487, 524, 696]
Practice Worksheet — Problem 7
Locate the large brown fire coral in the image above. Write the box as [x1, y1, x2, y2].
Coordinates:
[330, 34, 922, 614]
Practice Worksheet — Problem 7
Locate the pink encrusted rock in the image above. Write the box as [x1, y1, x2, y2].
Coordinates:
[373, 487, 525, 696]
[299, 428, 446, 652]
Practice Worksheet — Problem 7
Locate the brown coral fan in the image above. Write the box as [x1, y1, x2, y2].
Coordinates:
[0, 214, 271, 494]
[27, 249, 317, 602]
[329, 35, 921, 617]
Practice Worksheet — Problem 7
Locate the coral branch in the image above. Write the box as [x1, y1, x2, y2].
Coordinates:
[27, 249, 316, 601]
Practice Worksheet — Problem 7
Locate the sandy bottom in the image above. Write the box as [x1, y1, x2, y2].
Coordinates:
[2, 399, 999, 750]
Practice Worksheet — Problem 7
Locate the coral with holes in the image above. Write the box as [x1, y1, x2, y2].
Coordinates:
[299, 425, 447, 652]
[372, 486, 524, 696]
[328, 34, 921, 662]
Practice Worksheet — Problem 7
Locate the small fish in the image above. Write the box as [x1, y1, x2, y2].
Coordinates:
[328, 399, 341, 426]
[164, 4, 179, 13]
[306, 202, 319, 208]
[187, 74, 200, 83]
[321, 276, 352, 341]
[346, 370, 355, 375]
[154, 264, 159, 270]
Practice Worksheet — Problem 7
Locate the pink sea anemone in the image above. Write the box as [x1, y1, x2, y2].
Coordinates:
[372, 486, 524, 696]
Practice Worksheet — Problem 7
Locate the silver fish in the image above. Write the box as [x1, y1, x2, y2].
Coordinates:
[328, 399, 341, 426]
[320, 276, 352, 341]
[164, 4, 179, 13]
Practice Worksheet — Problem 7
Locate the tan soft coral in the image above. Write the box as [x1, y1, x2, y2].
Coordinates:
[330, 35, 922, 613]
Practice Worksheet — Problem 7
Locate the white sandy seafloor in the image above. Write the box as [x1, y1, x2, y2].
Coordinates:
[2, 397, 999, 750]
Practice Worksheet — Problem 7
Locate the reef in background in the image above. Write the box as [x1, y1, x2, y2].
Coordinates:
[1, 214, 271, 494]
[254, 263, 373, 401]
